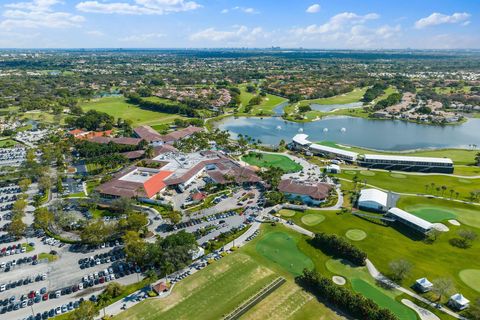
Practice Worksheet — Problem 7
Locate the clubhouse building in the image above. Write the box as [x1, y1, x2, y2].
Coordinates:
[278, 179, 333, 206]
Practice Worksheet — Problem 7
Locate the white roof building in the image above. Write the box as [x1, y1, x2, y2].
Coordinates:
[358, 188, 388, 212]
[309, 143, 358, 161]
[363, 154, 453, 165]
[387, 207, 433, 233]
[415, 278, 433, 292]
[292, 134, 311, 146]
[449, 293, 470, 310]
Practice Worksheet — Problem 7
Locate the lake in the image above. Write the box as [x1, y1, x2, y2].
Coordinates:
[216, 116, 480, 151]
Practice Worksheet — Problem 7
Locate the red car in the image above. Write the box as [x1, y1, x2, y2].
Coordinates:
[42, 294, 49, 301]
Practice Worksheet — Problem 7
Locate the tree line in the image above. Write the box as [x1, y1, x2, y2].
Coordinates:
[310, 233, 367, 266]
[296, 269, 397, 320]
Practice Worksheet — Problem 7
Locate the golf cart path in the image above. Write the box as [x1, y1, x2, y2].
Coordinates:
[365, 260, 465, 319]
[275, 217, 465, 320]
[402, 299, 440, 320]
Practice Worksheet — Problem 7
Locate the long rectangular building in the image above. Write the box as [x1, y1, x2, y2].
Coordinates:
[359, 154, 454, 173]
[291, 134, 358, 162]
[386, 207, 433, 234]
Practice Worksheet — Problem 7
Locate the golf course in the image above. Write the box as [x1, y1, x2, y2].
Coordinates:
[242, 152, 303, 172]
[80, 96, 186, 126]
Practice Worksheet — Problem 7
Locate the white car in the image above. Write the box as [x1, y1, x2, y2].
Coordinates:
[0, 284, 5, 292]
[55, 307, 61, 314]
[78, 283, 83, 290]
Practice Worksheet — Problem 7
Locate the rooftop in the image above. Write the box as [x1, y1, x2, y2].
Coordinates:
[358, 188, 388, 207]
[309, 143, 359, 158]
[387, 207, 433, 231]
[278, 179, 332, 200]
[364, 154, 453, 164]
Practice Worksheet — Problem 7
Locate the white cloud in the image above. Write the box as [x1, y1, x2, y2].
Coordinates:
[190, 26, 265, 44]
[221, 6, 259, 15]
[292, 12, 379, 36]
[414, 12, 470, 29]
[306, 4, 320, 14]
[0, 0, 85, 30]
[119, 33, 165, 42]
[86, 30, 104, 36]
[76, 0, 201, 15]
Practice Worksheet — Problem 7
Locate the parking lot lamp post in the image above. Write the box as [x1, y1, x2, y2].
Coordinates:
[30, 304, 35, 316]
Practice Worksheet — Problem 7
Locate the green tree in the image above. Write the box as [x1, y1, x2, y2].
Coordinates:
[104, 282, 125, 299]
[18, 178, 31, 192]
[69, 300, 98, 320]
[432, 278, 454, 302]
[388, 259, 412, 283]
[34, 207, 54, 229]
[123, 231, 147, 265]
[7, 218, 27, 238]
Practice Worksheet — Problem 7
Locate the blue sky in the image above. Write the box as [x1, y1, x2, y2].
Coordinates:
[0, 0, 478, 48]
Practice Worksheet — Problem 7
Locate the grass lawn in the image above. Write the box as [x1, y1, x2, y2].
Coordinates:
[351, 278, 417, 320]
[396, 196, 480, 228]
[256, 231, 314, 276]
[85, 180, 100, 194]
[38, 252, 58, 262]
[288, 209, 480, 301]
[115, 225, 345, 320]
[336, 168, 480, 201]
[242, 152, 303, 172]
[459, 269, 480, 293]
[80, 96, 186, 126]
[237, 84, 287, 115]
[0, 139, 17, 148]
[301, 214, 325, 226]
[297, 87, 368, 107]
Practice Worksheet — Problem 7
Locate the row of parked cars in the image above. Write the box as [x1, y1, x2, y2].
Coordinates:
[0, 147, 26, 166]
[18, 298, 84, 320]
[0, 243, 30, 257]
[0, 253, 41, 272]
[0, 273, 47, 292]
[78, 248, 125, 269]
[245, 229, 260, 242]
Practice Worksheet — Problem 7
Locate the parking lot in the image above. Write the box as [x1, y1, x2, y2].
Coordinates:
[0, 148, 26, 167]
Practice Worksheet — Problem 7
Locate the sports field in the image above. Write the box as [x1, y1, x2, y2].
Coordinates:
[115, 225, 344, 320]
[256, 232, 314, 276]
[397, 196, 480, 228]
[242, 153, 303, 172]
[80, 96, 186, 126]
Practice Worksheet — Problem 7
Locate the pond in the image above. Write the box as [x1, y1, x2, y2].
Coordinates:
[215, 116, 480, 151]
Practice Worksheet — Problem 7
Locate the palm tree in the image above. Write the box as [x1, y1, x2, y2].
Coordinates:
[98, 293, 110, 318]
[425, 184, 429, 193]
[455, 192, 460, 199]
[476, 152, 480, 166]
[145, 145, 154, 159]
[441, 185, 447, 196]
[449, 189, 454, 198]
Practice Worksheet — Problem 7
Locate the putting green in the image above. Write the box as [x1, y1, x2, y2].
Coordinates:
[351, 278, 417, 320]
[345, 170, 357, 175]
[390, 173, 407, 179]
[345, 229, 367, 241]
[458, 179, 472, 184]
[459, 269, 480, 292]
[256, 232, 314, 276]
[407, 207, 457, 223]
[359, 170, 376, 176]
[301, 214, 325, 226]
[278, 209, 296, 217]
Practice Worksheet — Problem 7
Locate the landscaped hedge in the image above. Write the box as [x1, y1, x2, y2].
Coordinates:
[296, 269, 398, 320]
[310, 233, 367, 266]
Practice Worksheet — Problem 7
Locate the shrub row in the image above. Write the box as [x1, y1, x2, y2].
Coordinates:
[310, 232, 367, 266]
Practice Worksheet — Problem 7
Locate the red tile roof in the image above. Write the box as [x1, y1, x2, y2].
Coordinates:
[89, 136, 142, 146]
[278, 179, 332, 200]
[162, 126, 203, 143]
[143, 170, 173, 198]
[134, 125, 163, 143]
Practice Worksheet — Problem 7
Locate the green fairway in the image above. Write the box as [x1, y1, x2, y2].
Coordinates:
[80, 96, 186, 126]
[459, 269, 480, 292]
[279, 209, 297, 217]
[351, 278, 417, 320]
[298, 87, 368, 106]
[397, 196, 480, 228]
[345, 229, 367, 241]
[301, 214, 325, 226]
[237, 84, 287, 115]
[291, 209, 480, 299]
[256, 232, 314, 276]
[359, 170, 376, 176]
[242, 152, 303, 172]
[337, 169, 480, 201]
